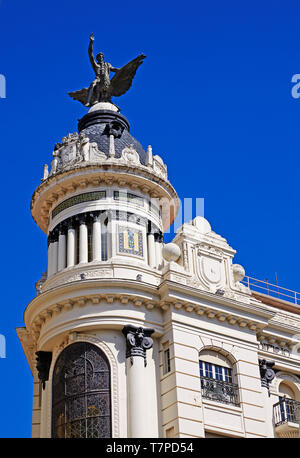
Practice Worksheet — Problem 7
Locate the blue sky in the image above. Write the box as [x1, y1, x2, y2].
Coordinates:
[1, 0, 300, 437]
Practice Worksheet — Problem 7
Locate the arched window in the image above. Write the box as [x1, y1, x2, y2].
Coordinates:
[199, 349, 239, 406]
[52, 342, 111, 438]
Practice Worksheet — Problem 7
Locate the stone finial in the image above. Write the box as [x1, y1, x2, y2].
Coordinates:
[108, 134, 115, 158]
[42, 164, 49, 181]
[146, 145, 153, 166]
[122, 325, 154, 366]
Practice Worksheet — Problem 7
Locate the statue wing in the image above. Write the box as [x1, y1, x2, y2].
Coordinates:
[68, 88, 89, 106]
[110, 54, 146, 97]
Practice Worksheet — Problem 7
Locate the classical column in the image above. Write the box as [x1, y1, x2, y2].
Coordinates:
[122, 325, 155, 437]
[67, 219, 76, 267]
[78, 214, 88, 264]
[154, 232, 163, 268]
[92, 213, 101, 261]
[35, 351, 52, 438]
[147, 231, 156, 268]
[57, 223, 67, 271]
[259, 359, 276, 437]
[47, 233, 54, 277]
[51, 230, 59, 276]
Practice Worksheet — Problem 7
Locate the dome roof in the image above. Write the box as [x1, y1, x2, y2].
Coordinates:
[78, 107, 147, 165]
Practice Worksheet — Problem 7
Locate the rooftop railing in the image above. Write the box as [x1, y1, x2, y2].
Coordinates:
[241, 276, 300, 306]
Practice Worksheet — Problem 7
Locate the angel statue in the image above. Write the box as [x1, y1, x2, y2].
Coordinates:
[69, 33, 146, 107]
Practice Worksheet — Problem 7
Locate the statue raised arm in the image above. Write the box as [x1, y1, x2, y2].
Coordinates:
[88, 33, 97, 74]
[69, 33, 146, 107]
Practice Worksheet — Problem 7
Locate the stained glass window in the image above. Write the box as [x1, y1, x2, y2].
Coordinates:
[52, 342, 112, 438]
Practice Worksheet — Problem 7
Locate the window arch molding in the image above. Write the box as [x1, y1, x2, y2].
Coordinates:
[272, 371, 300, 401]
[199, 345, 238, 367]
[47, 333, 119, 438]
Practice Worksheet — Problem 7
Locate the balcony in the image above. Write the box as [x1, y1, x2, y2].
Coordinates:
[273, 398, 300, 438]
[200, 376, 239, 406]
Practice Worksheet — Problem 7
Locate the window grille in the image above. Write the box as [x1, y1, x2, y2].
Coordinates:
[52, 342, 112, 438]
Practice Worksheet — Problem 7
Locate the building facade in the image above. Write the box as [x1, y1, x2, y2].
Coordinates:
[17, 99, 300, 439]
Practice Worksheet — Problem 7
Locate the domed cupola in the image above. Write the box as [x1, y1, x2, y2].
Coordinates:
[78, 102, 147, 164]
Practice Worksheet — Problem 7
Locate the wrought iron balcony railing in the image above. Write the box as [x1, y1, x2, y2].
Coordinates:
[273, 398, 300, 427]
[200, 376, 239, 406]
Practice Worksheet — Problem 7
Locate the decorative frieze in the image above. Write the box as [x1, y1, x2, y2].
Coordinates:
[52, 191, 106, 219]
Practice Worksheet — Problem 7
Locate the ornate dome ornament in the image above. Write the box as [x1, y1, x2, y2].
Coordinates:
[162, 243, 181, 262]
[232, 264, 245, 283]
[121, 144, 140, 164]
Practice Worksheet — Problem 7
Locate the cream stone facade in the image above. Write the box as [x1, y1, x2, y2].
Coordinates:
[17, 101, 300, 439]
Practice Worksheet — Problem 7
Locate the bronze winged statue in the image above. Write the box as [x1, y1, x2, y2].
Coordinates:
[69, 33, 146, 107]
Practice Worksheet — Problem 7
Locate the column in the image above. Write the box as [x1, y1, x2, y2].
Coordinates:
[259, 359, 276, 437]
[57, 224, 67, 271]
[147, 231, 156, 268]
[51, 230, 59, 276]
[67, 219, 76, 267]
[35, 351, 52, 437]
[92, 213, 101, 261]
[122, 325, 155, 437]
[47, 233, 53, 277]
[154, 232, 163, 269]
[79, 214, 88, 264]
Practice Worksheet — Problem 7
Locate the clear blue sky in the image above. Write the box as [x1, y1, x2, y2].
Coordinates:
[0, 0, 300, 437]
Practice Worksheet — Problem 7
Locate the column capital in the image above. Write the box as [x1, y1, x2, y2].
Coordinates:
[154, 231, 163, 243]
[122, 324, 154, 366]
[50, 228, 59, 243]
[58, 221, 68, 235]
[67, 216, 76, 230]
[90, 211, 101, 223]
[259, 358, 275, 394]
[76, 213, 88, 225]
[35, 351, 52, 390]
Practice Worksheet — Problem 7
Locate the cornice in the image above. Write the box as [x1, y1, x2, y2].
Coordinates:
[31, 162, 179, 234]
[16, 327, 36, 374]
[158, 279, 276, 321]
[24, 276, 276, 347]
